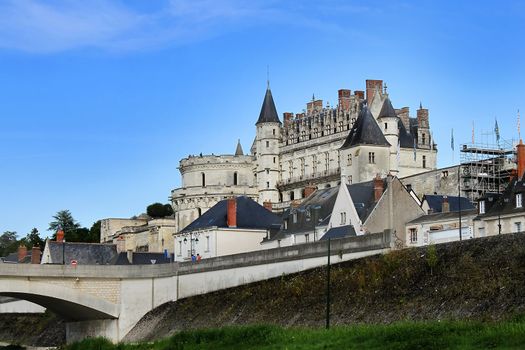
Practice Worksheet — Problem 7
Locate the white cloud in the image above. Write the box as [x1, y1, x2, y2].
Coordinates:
[0, 0, 354, 54]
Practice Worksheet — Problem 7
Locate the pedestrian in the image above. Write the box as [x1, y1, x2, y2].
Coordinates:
[191, 254, 196, 262]
[197, 254, 202, 262]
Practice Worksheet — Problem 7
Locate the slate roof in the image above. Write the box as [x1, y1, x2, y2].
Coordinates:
[408, 209, 478, 224]
[45, 241, 118, 265]
[475, 177, 525, 219]
[423, 195, 475, 213]
[340, 105, 390, 149]
[378, 98, 397, 119]
[181, 196, 282, 233]
[113, 252, 172, 265]
[256, 88, 281, 125]
[320, 225, 356, 240]
[235, 140, 244, 156]
[3, 252, 19, 263]
[271, 179, 386, 240]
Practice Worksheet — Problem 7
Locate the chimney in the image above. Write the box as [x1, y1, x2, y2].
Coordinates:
[306, 101, 314, 114]
[116, 235, 126, 253]
[313, 100, 323, 111]
[366, 80, 383, 103]
[338, 89, 351, 111]
[396, 107, 410, 130]
[56, 229, 64, 242]
[517, 140, 525, 179]
[354, 90, 365, 100]
[227, 197, 237, 227]
[373, 174, 384, 202]
[283, 112, 294, 127]
[304, 184, 317, 198]
[263, 201, 272, 211]
[127, 250, 133, 264]
[417, 106, 429, 128]
[442, 196, 450, 213]
[31, 246, 41, 264]
[17, 245, 27, 263]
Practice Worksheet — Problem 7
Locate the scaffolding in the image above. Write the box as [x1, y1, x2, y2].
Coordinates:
[460, 138, 515, 202]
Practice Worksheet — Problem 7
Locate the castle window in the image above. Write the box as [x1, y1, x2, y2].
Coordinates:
[422, 155, 427, 168]
[347, 154, 352, 166]
[300, 158, 305, 177]
[201, 172, 206, 187]
[410, 228, 417, 243]
[205, 236, 210, 252]
[348, 175, 352, 184]
[422, 133, 426, 144]
[266, 181, 270, 189]
[312, 155, 317, 174]
[368, 152, 375, 164]
[273, 129, 275, 135]
[273, 157, 276, 164]
[325, 152, 330, 171]
[384, 122, 388, 130]
[515, 222, 522, 233]
[266, 141, 270, 148]
[266, 169, 270, 174]
[233, 172, 238, 185]
[516, 193, 523, 208]
[290, 191, 295, 201]
[305, 234, 310, 243]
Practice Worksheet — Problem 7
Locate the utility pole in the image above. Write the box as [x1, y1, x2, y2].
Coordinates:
[325, 238, 331, 329]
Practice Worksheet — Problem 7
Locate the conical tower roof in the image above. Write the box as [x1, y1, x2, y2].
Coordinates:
[378, 98, 398, 119]
[235, 139, 244, 156]
[340, 105, 390, 149]
[256, 88, 281, 125]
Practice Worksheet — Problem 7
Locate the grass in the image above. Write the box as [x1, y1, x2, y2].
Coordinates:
[62, 321, 525, 350]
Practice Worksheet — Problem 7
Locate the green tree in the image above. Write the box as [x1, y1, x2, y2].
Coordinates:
[48, 209, 81, 241]
[89, 220, 101, 243]
[147, 203, 174, 218]
[0, 231, 18, 257]
[23, 228, 44, 249]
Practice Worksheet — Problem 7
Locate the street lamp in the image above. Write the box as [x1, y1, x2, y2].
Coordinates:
[183, 233, 199, 260]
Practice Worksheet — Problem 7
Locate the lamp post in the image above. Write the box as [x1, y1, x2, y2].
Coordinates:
[183, 233, 199, 260]
[62, 239, 66, 265]
[326, 238, 331, 329]
[458, 165, 462, 241]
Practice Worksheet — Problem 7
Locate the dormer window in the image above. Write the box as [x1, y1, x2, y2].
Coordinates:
[479, 200, 485, 214]
[516, 193, 523, 208]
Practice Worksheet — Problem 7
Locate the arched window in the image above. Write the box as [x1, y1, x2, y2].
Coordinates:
[233, 172, 238, 185]
[201, 172, 206, 187]
[290, 191, 295, 201]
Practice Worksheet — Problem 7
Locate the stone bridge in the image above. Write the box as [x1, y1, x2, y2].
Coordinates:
[0, 231, 391, 343]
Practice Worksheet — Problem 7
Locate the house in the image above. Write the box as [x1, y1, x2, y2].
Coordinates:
[1, 245, 41, 264]
[473, 140, 525, 237]
[265, 174, 425, 248]
[173, 196, 281, 261]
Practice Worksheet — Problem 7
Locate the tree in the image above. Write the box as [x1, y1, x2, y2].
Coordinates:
[147, 203, 174, 218]
[48, 210, 81, 241]
[0, 231, 18, 257]
[426, 244, 438, 276]
[23, 228, 44, 249]
[89, 220, 101, 243]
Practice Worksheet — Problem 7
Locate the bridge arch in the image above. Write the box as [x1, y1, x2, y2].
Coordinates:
[0, 279, 119, 321]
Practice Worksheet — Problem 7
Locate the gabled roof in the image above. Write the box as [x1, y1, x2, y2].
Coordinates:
[235, 140, 244, 156]
[256, 88, 281, 125]
[340, 105, 390, 149]
[378, 98, 397, 119]
[422, 195, 475, 213]
[348, 179, 386, 222]
[408, 209, 478, 224]
[114, 252, 172, 265]
[45, 241, 118, 265]
[181, 196, 281, 232]
[476, 177, 525, 219]
[320, 225, 356, 240]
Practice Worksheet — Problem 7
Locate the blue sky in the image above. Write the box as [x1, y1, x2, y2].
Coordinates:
[1, 0, 524, 237]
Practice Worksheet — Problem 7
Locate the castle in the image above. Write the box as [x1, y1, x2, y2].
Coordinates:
[171, 79, 438, 232]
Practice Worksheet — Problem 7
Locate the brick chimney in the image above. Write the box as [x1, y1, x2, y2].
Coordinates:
[56, 229, 64, 242]
[263, 201, 272, 211]
[396, 107, 410, 130]
[373, 174, 384, 202]
[366, 80, 383, 103]
[17, 245, 27, 263]
[283, 112, 294, 127]
[517, 140, 525, 179]
[304, 184, 317, 198]
[31, 246, 41, 264]
[417, 105, 429, 128]
[442, 196, 450, 213]
[338, 89, 351, 111]
[227, 197, 237, 228]
[354, 90, 365, 100]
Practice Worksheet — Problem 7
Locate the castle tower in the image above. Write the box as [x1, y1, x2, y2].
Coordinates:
[255, 87, 281, 204]
[377, 98, 400, 174]
[417, 103, 430, 149]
